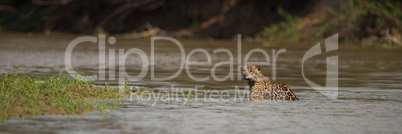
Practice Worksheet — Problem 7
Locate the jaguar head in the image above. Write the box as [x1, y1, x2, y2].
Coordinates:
[241, 65, 266, 81]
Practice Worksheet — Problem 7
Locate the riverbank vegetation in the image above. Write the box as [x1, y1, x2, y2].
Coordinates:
[255, 0, 402, 48]
[0, 72, 123, 121]
[0, 0, 400, 47]
[0, 72, 198, 121]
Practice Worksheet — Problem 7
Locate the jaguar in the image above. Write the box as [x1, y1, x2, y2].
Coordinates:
[241, 65, 299, 101]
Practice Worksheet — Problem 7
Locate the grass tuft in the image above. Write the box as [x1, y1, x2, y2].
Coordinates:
[0, 72, 122, 121]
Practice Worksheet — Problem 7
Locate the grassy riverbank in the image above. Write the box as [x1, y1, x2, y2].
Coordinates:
[0, 72, 123, 121]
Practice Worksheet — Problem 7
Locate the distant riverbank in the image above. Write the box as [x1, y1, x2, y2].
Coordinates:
[0, 0, 400, 47]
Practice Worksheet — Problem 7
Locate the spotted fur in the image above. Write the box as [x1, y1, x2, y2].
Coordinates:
[241, 65, 299, 101]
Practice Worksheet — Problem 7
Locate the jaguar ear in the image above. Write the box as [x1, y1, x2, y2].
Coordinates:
[258, 67, 262, 71]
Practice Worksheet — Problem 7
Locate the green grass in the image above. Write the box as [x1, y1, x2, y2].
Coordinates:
[0, 72, 123, 121]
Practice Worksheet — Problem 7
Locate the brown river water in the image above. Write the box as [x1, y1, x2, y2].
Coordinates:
[0, 33, 401, 133]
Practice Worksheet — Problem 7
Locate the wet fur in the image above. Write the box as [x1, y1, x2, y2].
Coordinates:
[241, 65, 299, 101]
